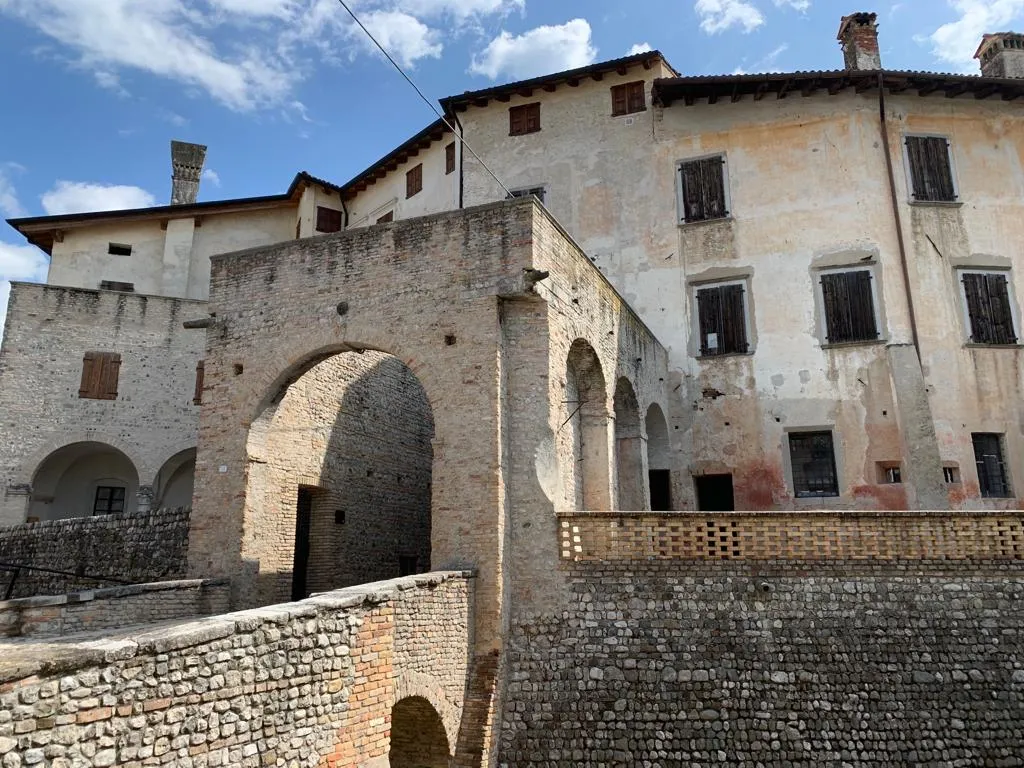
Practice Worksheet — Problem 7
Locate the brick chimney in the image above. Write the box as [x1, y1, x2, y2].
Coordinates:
[837, 12, 881, 71]
[976, 33, 1024, 78]
[170, 140, 207, 206]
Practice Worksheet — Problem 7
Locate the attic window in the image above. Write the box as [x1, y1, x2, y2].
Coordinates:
[108, 243, 132, 256]
[315, 206, 342, 233]
[406, 163, 423, 198]
[509, 103, 541, 136]
[611, 81, 646, 116]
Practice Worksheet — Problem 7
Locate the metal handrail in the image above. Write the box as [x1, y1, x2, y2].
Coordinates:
[0, 561, 132, 601]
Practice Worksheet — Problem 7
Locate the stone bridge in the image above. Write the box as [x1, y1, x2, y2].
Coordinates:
[0, 572, 473, 768]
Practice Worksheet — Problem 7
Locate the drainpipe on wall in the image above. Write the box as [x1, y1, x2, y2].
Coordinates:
[451, 110, 465, 209]
[877, 71, 921, 361]
[340, 197, 349, 230]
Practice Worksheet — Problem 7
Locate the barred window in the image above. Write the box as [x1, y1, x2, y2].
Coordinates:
[972, 433, 1011, 498]
[678, 155, 728, 223]
[820, 268, 879, 344]
[905, 135, 957, 203]
[695, 282, 748, 356]
[960, 270, 1018, 345]
[788, 431, 839, 498]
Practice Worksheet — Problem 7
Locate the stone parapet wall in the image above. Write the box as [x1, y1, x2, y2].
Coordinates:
[0, 508, 190, 598]
[0, 579, 229, 639]
[0, 571, 472, 768]
[559, 509, 1024, 562]
[501, 560, 1024, 766]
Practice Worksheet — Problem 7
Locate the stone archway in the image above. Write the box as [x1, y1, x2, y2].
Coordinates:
[154, 448, 196, 510]
[565, 339, 611, 511]
[29, 441, 140, 521]
[389, 696, 451, 768]
[645, 404, 673, 511]
[614, 377, 646, 511]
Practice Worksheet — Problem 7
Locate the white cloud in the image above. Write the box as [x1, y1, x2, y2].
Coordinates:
[207, 0, 299, 17]
[396, 0, 523, 19]
[0, 165, 27, 219]
[41, 182, 157, 216]
[470, 19, 597, 80]
[627, 42, 653, 56]
[202, 168, 222, 187]
[929, 0, 1024, 70]
[0, 241, 49, 343]
[773, 0, 810, 11]
[354, 10, 443, 67]
[694, 0, 765, 34]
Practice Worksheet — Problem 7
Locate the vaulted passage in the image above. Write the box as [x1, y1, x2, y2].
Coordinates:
[29, 442, 139, 522]
[246, 350, 434, 603]
[565, 339, 610, 511]
[389, 696, 451, 768]
[614, 377, 645, 511]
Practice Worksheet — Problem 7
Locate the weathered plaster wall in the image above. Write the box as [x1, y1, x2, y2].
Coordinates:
[500, 560, 1024, 767]
[0, 284, 203, 525]
[0, 572, 472, 768]
[47, 220, 168, 296]
[0, 508, 190, 598]
[245, 350, 434, 602]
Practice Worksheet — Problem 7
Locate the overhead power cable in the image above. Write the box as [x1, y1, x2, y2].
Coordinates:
[334, 0, 514, 198]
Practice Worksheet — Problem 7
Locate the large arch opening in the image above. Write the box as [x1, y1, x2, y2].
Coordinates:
[614, 377, 646, 511]
[155, 448, 196, 510]
[645, 404, 673, 511]
[565, 339, 610, 511]
[29, 442, 139, 522]
[389, 696, 451, 768]
[246, 349, 434, 603]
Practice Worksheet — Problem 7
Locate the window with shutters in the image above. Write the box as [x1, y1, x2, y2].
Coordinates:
[406, 163, 423, 198]
[507, 186, 546, 204]
[315, 206, 342, 233]
[611, 81, 646, 116]
[972, 433, 1011, 498]
[788, 431, 840, 498]
[78, 352, 121, 401]
[818, 267, 880, 345]
[93, 486, 126, 515]
[694, 280, 750, 357]
[958, 270, 1019, 345]
[509, 103, 541, 136]
[677, 154, 729, 223]
[904, 135, 957, 203]
[445, 142, 456, 175]
[193, 360, 205, 405]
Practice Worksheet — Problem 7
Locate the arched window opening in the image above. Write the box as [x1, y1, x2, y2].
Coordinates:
[389, 696, 450, 768]
[155, 448, 196, 510]
[246, 349, 434, 603]
[614, 378, 646, 511]
[645, 404, 673, 511]
[29, 442, 140, 522]
[565, 340, 610, 511]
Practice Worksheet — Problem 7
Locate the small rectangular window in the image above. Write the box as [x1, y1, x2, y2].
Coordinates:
[398, 555, 418, 576]
[99, 280, 135, 292]
[93, 486, 126, 515]
[960, 270, 1018, 345]
[789, 431, 839, 498]
[820, 269, 879, 344]
[507, 186, 546, 204]
[193, 360, 205, 405]
[509, 103, 541, 136]
[943, 466, 960, 484]
[445, 142, 456, 175]
[406, 163, 423, 198]
[107, 243, 132, 256]
[695, 282, 748, 356]
[678, 155, 728, 223]
[376, 211, 394, 224]
[877, 463, 902, 484]
[972, 433, 1011, 498]
[79, 351, 121, 401]
[905, 135, 957, 203]
[611, 81, 646, 116]
[315, 206, 342, 233]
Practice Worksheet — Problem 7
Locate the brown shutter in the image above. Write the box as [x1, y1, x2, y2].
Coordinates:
[962, 272, 989, 342]
[315, 206, 342, 233]
[376, 211, 394, 224]
[79, 352, 98, 397]
[525, 103, 540, 133]
[821, 271, 878, 343]
[101, 353, 121, 400]
[509, 106, 524, 135]
[681, 157, 727, 222]
[611, 84, 628, 116]
[406, 164, 422, 198]
[627, 81, 646, 113]
[906, 136, 955, 202]
[193, 360, 205, 405]
[445, 142, 456, 174]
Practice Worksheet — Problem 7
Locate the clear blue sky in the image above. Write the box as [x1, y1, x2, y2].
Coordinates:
[1, 0, 1020, 333]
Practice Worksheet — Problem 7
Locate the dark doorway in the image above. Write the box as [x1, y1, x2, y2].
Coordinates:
[695, 474, 735, 512]
[291, 486, 314, 601]
[649, 469, 672, 511]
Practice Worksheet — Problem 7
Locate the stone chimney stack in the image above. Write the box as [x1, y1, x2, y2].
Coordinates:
[838, 12, 881, 71]
[976, 33, 1024, 78]
[170, 140, 207, 206]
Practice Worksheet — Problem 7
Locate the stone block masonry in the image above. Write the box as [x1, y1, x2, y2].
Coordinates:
[501, 560, 1024, 766]
[0, 571, 472, 767]
[0, 508, 190, 598]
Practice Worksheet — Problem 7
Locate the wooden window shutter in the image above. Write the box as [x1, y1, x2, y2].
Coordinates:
[680, 156, 727, 222]
[376, 211, 394, 224]
[964, 272, 1017, 344]
[79, 352, 99, 397]
[611, 84, 628, 116]
[445, 142, 456, 175]
[315, 206, 342, 233]
[721, 284, 748, 354]
[697, 284, 747, 356]
[985, 273, 1017, 344]
[406, 164, 423, 198]
[193, 360, 205, 405]
[821, 271, 878, 343]
[509, 106, 525, 135]
[81, 352, 119, 400]
[627, 81, 646, 113]
[906, 136, 956, 202]
[525, 103, 540, 133]
[101, 354, 121, 400]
